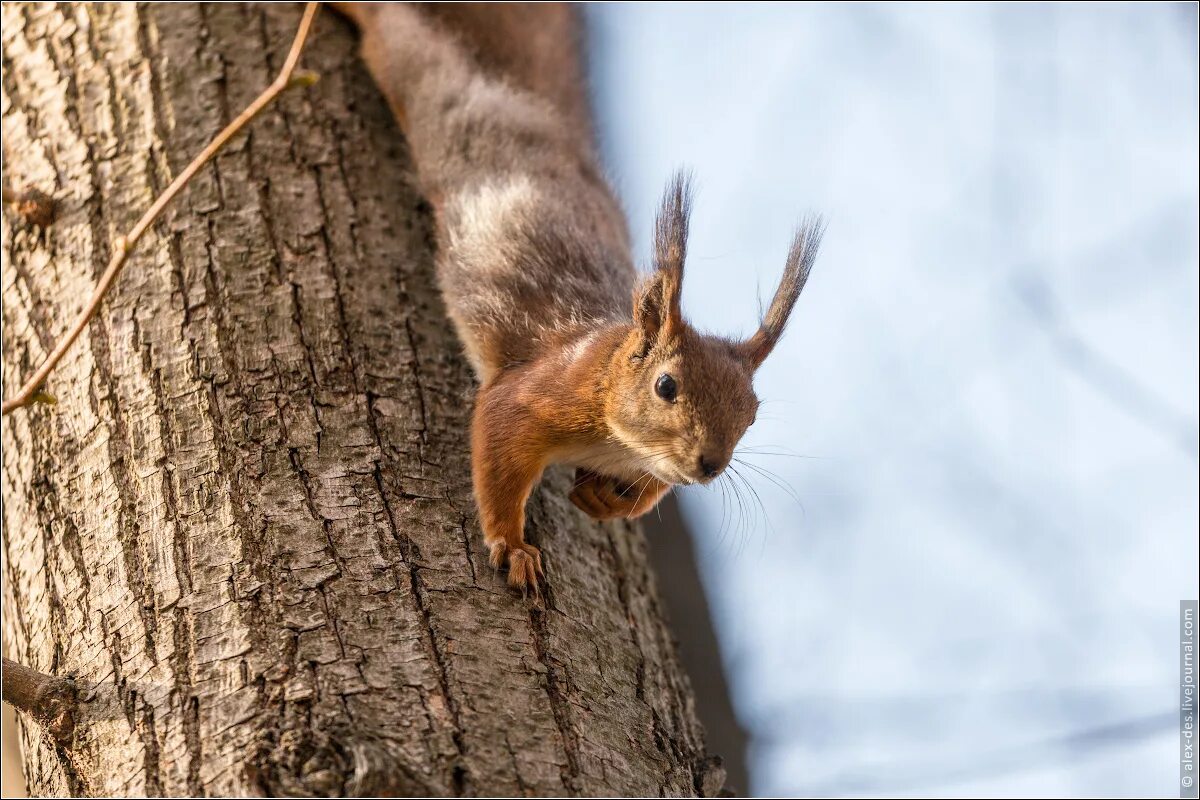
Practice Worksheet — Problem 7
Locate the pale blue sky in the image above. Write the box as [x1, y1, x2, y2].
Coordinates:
[591, 4, 1198, 796]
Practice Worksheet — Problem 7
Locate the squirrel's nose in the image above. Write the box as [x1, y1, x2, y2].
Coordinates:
[698, 455, 724, 479]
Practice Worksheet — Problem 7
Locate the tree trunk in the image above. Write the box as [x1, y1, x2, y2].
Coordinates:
[1, 4, 718, 796]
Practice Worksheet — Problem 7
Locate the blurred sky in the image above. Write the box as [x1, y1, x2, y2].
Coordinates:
[589, 4, 1199, 797]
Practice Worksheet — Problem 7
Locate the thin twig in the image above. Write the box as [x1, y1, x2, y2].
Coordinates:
[1, 2, 321, 416]
[2, 657, 78, 746]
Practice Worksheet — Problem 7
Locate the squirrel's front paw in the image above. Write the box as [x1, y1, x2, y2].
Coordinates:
[569, 470, 643, 520]
[489, 540, 544, 598]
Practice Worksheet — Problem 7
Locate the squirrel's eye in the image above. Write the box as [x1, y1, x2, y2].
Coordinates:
[654, 373, 678, 403]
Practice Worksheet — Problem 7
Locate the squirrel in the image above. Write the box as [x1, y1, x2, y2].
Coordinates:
[333, 3, 824, 598]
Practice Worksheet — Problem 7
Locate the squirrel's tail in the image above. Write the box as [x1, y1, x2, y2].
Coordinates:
[334, 3, 595, 195]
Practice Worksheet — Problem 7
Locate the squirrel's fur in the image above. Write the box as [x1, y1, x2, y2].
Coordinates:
[336, 3, 823, 598]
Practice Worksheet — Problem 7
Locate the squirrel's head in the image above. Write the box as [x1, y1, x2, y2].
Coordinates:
[606, 172, 823, 486]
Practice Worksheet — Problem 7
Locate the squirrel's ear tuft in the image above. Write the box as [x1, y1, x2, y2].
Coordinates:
[739, 215, 825, 369]
[653, 171, 692, 336]
[633, 170, 694, 355]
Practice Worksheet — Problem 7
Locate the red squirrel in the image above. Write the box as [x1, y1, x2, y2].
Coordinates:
[335, 3, 824, 597]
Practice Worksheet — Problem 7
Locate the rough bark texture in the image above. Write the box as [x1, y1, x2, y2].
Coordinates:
[1, 4, 716, 796]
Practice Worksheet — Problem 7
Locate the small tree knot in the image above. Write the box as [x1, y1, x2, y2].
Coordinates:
[3, 186, 58, 227]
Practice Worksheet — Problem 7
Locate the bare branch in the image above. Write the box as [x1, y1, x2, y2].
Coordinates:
[1, 2, 321, 416]
[2, 657, 77, 746]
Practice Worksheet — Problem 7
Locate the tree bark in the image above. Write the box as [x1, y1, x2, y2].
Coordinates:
[1, 4, 718, 796]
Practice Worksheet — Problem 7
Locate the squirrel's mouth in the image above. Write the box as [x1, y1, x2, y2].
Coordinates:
[638, 460, 688, 486]
[658, 464, 698, 486]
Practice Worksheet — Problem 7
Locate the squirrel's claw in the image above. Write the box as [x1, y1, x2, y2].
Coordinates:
[570, 470, 650, 520]
[569, 476, 618, 519]
[489, 540, 544, 602]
